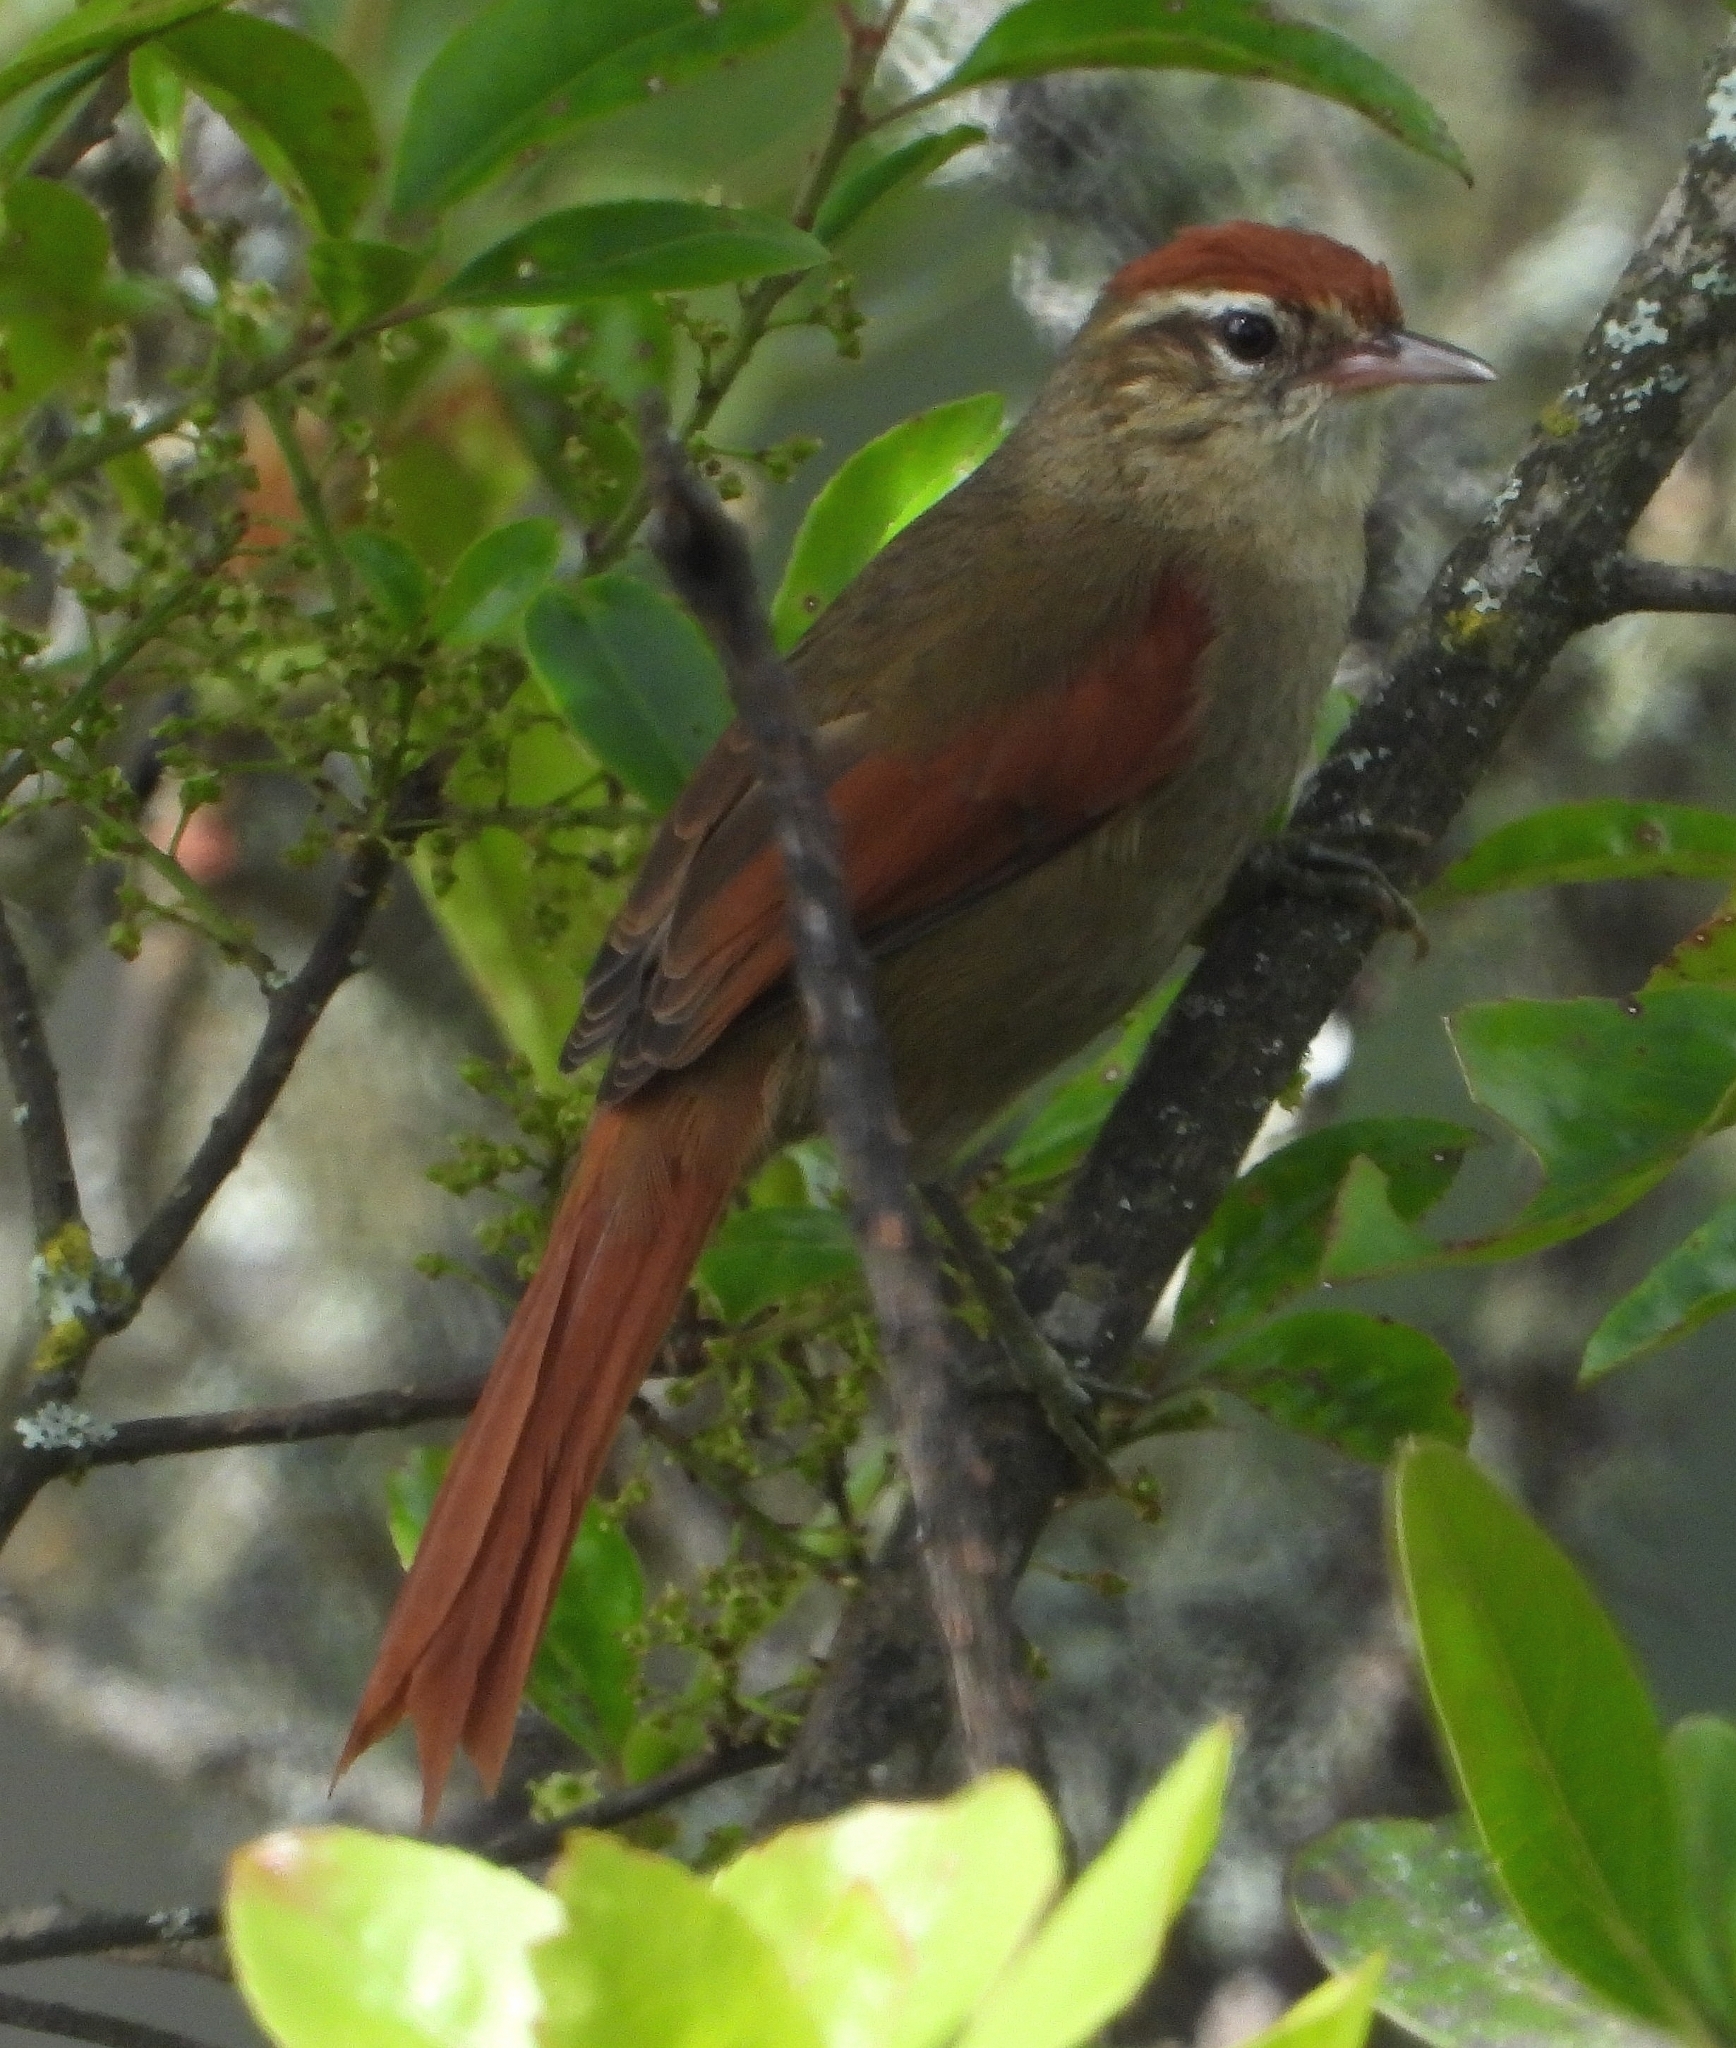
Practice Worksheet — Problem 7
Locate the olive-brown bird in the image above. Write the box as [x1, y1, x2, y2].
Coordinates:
[340, 221, 1494, 1818]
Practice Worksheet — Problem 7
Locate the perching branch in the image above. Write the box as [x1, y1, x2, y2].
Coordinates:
[765, 25, 1736, 1820]
[640, 404, 1046, 1787]
[0, 1992, 218, 2048]
[0, 904, 81, 1245]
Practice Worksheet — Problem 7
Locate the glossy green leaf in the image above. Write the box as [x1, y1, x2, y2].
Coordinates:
[343, 530, 430, 635]
[1173, 1119, 1475, 1344]
[388, 1448, 643, 1763]
[227, 1825, 560, 2048]
[1583, 1196, 1736, 1380]
[923, 0, 1469, 181]
[442, 202, 828, 310]
[128, 42, 184, 166]
[537, 1831, 822, 2048]
[1646, 896, 1736, 992]
[1426, 802, 1736, 902]
[392, 0, 819, 216]
[0, 0, 222, 112]
[1668, 1716, 1736, 2036]
[698, 1206, 859, 1323]
[813, 125, 988, 245]
[1241, 1958, 1384, 2048]
[307, 239, 423, 332]
[1391, 1441, 1697, 2032]
[715, 1770, 1063, 2048]
[1196, 1309, 1464, 1461]
[1294, 1817, 1670, 2048]
[1448, 990, 1736, 1260]
[955, 1721, 1233, 2048]
[771, 394, 1004, 649]
[412, 707, 611, 1080]
[155, 12, 380, 237]
[430, 518, 561, 647]
[525, 576, 731, 812]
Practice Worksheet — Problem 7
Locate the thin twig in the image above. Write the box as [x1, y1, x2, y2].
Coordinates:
[257, 387, 352, 615]
[763, 27, 1736, 1822]
[0, 1991, 218, 2048]
[641, 407, 1043, 1784]
[0, 904, 81, 1244]
[1590, 554, 1736, 618]
[27, 60, 131, 181]
[0, 543, 239, 809]
[0, 1907, 219, 1972]
[477, 1735, 783, 1867]
[0, 773, 437, 1541]
[10, 1381, 483, 1500]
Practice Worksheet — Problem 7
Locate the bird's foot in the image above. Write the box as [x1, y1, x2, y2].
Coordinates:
[922, 1181, 1118, 1486]
[1240, 819, 1429, 958]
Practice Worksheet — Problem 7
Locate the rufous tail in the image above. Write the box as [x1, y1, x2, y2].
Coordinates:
[337, 1054, 770, 1821]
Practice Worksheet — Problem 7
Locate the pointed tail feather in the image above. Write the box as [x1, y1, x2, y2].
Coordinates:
[338, 1054, 771, 1821]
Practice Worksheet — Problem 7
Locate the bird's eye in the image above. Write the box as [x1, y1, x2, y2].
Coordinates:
[1217, 309, 1280, 364]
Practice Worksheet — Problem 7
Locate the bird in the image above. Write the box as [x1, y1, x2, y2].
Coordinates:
[338, 220, 1495, 1820]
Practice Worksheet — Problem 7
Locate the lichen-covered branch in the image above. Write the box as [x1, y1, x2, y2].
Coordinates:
[765, 26, 1736, 1820]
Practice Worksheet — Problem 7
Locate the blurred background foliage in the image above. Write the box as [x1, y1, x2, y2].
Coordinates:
[2, 0, 1736, 2042]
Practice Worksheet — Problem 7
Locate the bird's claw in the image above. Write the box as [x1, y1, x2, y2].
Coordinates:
[1243, 821, 1429, 958]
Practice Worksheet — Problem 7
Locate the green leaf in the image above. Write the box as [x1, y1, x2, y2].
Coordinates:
[0, 53, 111, 184]
[537, 1831, 822, 2048]
[128, 42, 184, 166]
[1583, 1196, 1736, 1380]
[0, 0, 222, 112]
[813, 124, 988, 245]
[1197, 1309, 1464, 1461]
[715, 1770, 1063, 2048]
[698, 1206, 858, 1323]
[1318, 1156, 1447, 1284]
[441, 201, 828, 310]
[1390, 1441, 1697, 2033]
[1646, 896, 1736, 993]
[307, 238, 423, 332]
[1426, 802, 1736, 902]
[412, 706, 608, 1080]
[431, 518, 561, 647]
[1448, 990, 1736, 1260]
[1668, 1716, 1736, 2037]
[1294, 1817, 1670, 2048]
[0, 179, 114, 420]
[227, 1826, 561, 2048]
[388, 1448, 643, 1764]
[955, 1721, 1233, 2048]
[771, 394, 1004, 649]
[154, 12, 380, 237]
[1173, 1119, 1475, 1344]
[921, 0, 1469, 182]
[392, 0, 820, 217]
[343, 530, 431, 634]
[1240, 1958, 1384, 2048]
[525, 576, 731, 813]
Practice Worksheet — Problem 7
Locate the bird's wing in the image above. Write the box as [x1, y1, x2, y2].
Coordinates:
[565, 567, 1215, 1103]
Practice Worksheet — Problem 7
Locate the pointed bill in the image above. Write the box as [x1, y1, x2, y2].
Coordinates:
[1320, 329, 1497, 392]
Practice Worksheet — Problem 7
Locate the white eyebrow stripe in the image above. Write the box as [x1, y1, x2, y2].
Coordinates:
[1097, 287, 1284, 342]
